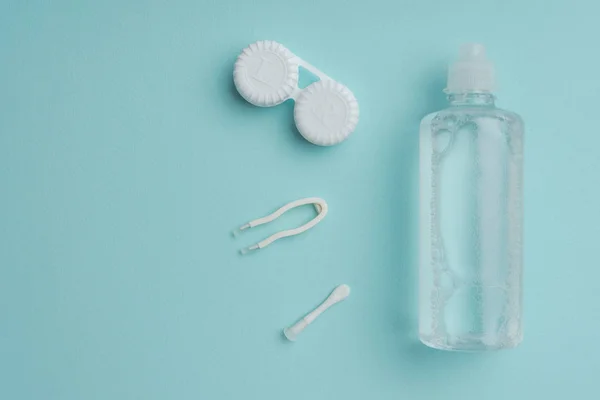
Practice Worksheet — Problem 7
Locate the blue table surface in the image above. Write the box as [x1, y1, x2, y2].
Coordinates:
[2, 1, 599, 399]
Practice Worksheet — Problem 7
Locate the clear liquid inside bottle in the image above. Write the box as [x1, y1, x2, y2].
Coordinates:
[419, 92, 524, 351]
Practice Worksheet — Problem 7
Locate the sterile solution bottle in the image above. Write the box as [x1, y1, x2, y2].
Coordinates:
[419, 44, 524, 351]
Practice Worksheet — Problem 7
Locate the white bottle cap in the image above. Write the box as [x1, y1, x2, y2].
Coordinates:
[446, 43, 495, 93]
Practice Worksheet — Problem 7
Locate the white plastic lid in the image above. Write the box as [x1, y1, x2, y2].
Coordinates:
[294, 79, 359, 146]
[234, 41, 299, 107]
[446, 44, 495, 93]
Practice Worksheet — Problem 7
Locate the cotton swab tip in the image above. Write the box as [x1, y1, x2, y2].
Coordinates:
[329, 284, 351, 302]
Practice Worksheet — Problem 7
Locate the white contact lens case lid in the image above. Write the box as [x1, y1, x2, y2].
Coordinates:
[233, 40, 359, 146]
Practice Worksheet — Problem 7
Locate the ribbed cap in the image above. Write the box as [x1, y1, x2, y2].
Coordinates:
[446, 44, 495, 93]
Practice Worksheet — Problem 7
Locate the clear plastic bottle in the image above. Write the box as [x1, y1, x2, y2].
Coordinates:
[419, 44, 524, 351]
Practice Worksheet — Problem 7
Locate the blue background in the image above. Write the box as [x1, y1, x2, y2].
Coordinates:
[1, 1, 599, 399]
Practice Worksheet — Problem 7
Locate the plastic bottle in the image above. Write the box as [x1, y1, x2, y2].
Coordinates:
[419, 44, 524, 351]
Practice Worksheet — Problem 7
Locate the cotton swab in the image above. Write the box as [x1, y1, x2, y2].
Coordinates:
[283, 284, 351, 341]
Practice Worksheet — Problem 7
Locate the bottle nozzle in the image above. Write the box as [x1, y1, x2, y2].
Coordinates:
[459, 43, 486, 61]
